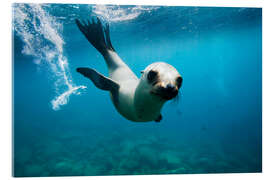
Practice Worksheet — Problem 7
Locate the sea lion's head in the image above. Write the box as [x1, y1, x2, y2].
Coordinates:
[141, 62, 183, 100]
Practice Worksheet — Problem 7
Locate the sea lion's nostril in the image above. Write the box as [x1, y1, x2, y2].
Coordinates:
[166, 84, 175, 91]
[165, 84, 178, 97]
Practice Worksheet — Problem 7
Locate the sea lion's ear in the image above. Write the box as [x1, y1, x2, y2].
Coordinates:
[77, 67, 119, 91]
[140, 70, 144, 74]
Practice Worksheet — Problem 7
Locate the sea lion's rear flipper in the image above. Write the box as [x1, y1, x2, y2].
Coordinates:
[75, 18, 115, 56]
[77, 67, 119, 91]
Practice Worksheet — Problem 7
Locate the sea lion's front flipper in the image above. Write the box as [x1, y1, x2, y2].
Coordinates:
[77, 67, 119, 91]
[155, 114, 162, 123]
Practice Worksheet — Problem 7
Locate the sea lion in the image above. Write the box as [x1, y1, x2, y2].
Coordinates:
[75, 18, 183, 122]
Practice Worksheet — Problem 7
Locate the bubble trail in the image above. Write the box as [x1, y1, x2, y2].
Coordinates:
[13, 3, 86, 110]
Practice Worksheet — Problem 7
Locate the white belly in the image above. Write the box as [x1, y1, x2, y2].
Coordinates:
[110, 80, 138, 121]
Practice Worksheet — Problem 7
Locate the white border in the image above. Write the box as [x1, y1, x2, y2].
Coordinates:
[1, 0, 268, 180]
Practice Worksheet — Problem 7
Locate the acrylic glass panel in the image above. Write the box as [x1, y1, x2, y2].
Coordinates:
[13, 3, 262, 177]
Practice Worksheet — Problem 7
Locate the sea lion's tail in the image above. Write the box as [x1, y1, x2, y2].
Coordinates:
[75, 18, 115, 56]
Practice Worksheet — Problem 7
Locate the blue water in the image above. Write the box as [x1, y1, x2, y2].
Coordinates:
[13, 4, 262, 177]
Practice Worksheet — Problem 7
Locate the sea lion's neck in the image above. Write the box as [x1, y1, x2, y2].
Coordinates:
[134, 80, 166, 122]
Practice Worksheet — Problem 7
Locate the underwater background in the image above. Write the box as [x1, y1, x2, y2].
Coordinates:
[12, 4, 262, 177]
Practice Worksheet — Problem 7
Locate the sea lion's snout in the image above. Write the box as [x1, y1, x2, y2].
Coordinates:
[150, 75, 183, 100]
[151, 83, 179, 100]
[166, 84, 178, 97]
[158, 84, 178, 100]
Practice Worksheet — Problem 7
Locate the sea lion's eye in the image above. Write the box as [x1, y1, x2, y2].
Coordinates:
[176, 76, 183, 88]
[147, 70, 158, 82]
